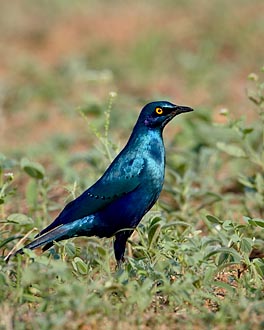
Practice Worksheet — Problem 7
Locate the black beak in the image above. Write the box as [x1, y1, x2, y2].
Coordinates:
[161, 104, 193, 128]
[174, 105, 194, 115]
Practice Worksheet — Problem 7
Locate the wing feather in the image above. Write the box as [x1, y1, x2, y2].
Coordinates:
[39, 157, 145, 235]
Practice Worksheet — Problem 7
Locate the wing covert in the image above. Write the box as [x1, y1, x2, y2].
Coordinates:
[39, 157, 145, 234]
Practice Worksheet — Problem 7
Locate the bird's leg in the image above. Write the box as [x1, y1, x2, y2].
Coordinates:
[114, 230, 133, 268]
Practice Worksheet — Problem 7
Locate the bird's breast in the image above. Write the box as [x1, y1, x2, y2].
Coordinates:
[142, 135, 165, 197]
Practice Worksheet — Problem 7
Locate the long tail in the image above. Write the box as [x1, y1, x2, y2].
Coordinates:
[5, 216, 95, 262]
[6, 224, 71, 261]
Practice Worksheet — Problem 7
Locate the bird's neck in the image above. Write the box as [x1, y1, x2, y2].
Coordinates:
[127, 123, 164, 153]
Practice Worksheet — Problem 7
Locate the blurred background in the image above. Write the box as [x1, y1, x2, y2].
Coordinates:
[1, 0, 263, 154]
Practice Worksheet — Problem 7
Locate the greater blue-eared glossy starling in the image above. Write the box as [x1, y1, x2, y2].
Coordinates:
[11, 101, 193, 265]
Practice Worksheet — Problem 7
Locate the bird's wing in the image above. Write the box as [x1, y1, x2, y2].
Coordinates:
[39, 157, 145, 235]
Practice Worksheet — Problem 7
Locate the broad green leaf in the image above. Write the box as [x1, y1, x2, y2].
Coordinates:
[240, 238, 252, 253]
[216, 142, 246, 158]
[242, 127, 254, 135]
[22, 293, 42, 303]
[64, 242, 76, 257]
[253, 259, 264, 277]
[244, 216, 264, 228]
[205, 247, 241, 263]
[252, 218, 264, 228]
[7, 213, 33, 225]
[148, 222, 160, 248]
[72, 257, 88, 275]
[206, 214, 222, 224]
[218, 252, 231, 265]
[21, 158, 45, 179]
[97, 246, 107, 256]
[238, 175, 255, 189]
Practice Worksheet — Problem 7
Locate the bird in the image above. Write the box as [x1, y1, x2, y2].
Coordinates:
[8, 101, 193, 266]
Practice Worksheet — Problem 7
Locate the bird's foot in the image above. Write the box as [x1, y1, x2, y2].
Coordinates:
[115, 257, 125, 271]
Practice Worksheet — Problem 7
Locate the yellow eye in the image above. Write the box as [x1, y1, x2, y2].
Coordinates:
[155, 107, 163, 115]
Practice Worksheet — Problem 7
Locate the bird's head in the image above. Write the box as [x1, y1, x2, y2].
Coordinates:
[139, 101, 193, 130]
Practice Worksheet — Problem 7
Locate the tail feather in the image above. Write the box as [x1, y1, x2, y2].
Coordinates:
[5, 215, 95, 262]
[14, 224, 69, 256]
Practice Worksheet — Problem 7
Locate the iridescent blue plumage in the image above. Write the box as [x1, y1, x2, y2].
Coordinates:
[12, 101, 193, 265]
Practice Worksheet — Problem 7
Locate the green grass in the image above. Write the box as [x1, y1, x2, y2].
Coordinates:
[1, 1, 264, 329]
